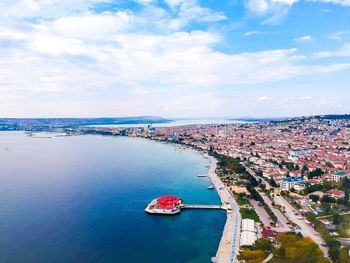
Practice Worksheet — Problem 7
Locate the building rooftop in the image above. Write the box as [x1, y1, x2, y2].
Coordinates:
[282, 177, 304, 183]
[333, 171, 347, 176]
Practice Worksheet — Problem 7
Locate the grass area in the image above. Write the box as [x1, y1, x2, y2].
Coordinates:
[263, 203, 277, 223]
[236, 196, 250, 206]
[240, 208, 261, 222]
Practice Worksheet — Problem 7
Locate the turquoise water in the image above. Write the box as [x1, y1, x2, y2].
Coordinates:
[0, 132, 225, 263]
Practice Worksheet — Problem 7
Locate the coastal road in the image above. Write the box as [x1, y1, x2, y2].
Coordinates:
[244, 164, 289, 232]
[273, 195, 328, 257]
[207, 156, 241, 263]
[244, 164, 328, 257]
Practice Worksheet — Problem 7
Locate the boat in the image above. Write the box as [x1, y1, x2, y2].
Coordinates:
[197, 174, 208, 177]
[207, 185, 214, 190]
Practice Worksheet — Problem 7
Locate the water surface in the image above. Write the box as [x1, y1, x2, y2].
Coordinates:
[0, 132, 225, 263]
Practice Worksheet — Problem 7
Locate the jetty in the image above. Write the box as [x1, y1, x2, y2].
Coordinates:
[145, 197, 228, 215]
[181, 204, 227, 210]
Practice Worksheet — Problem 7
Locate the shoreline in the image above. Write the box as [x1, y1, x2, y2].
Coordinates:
[112, 136, 241, 263]
[160, 141, 241, 263]
[206, 155, 241, 263]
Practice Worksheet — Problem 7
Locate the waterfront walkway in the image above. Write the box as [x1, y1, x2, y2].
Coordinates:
[207, 156, 241, 263]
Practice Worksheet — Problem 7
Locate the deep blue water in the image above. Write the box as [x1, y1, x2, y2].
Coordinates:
[0, 132, 225, 263]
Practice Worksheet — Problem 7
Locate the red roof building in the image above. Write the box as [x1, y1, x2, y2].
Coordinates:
[327, 189, 345, 199]
[156, 196, 181, 209]
[261, 227, 278, 240]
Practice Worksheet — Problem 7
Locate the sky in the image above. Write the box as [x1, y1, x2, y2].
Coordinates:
[0, 0, 350, 118]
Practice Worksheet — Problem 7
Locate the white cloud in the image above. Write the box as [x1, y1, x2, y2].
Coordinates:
[51, 12, 134, 40]
[313, 42, 350, 58]
[244, 30, 266, 36]
[0, 0, 349, 117]
[308, 0, 350, 6]
[329, 30, 350, 41]
[256, 96, 269, 101]
[246, 0, 299, 23]
[300, 96, 312, 100]
[294, 35, 313, 42]
[245, 0, 350, 23]
[0, 0, 109, 20]
[135, 0, 155, 5]
[133, 88, 150, 95]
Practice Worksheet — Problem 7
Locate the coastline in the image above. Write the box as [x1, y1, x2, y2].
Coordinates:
[162, 141, 241, 263]
[124, 137, 241, 263]
[206, 155, 241, 263]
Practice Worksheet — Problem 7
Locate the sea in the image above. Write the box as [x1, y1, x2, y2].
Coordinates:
[87, 118, 245, 128]
[0, 132, 226, 263]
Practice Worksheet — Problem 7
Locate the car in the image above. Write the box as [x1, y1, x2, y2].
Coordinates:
[321, 242, 328, 247]
[297, 215, 303, 220]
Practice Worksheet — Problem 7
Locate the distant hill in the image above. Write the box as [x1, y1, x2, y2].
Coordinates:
[0, 116, 172, 131]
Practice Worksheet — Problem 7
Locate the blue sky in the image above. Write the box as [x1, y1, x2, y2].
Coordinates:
[0, 0, 350, 118]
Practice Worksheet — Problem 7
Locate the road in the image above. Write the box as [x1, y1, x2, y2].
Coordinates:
[249, 199, 271, 226]
[273, 195, 328, 256]
[244, 163, 328, 257]
[258, 192, 290, 232]
[244, 164, 289, 232]
[207, 156, 241, 263]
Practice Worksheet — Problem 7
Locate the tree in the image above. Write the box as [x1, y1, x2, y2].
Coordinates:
[309, 194, 320, 203]
[270, 178, 278, 187]
[255, 238, 273, 251]
[308, 168, 324, 179]
[301, 165, 309, 175]
[333, 213, 341, 225]
[306, 212, 316, 223]
[338, 247, 350, 263]
[321, 195, 336, 204]
[238, 249, 265, 263]
[327, 239, 341, 262]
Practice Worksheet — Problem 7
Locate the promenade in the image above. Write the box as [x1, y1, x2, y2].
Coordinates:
[207, 156, 241, 263]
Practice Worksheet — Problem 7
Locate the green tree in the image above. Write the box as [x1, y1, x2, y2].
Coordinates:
[333, 213, 341, 225]
[309, 194, 320, 203]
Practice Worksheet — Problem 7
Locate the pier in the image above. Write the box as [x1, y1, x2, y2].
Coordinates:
[181, 204, 227, 210]
[145, 198, 229, 215]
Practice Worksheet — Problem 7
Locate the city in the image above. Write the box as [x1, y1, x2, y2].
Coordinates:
[75, 114, 350, 262]
[1, 0, 350, 262]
